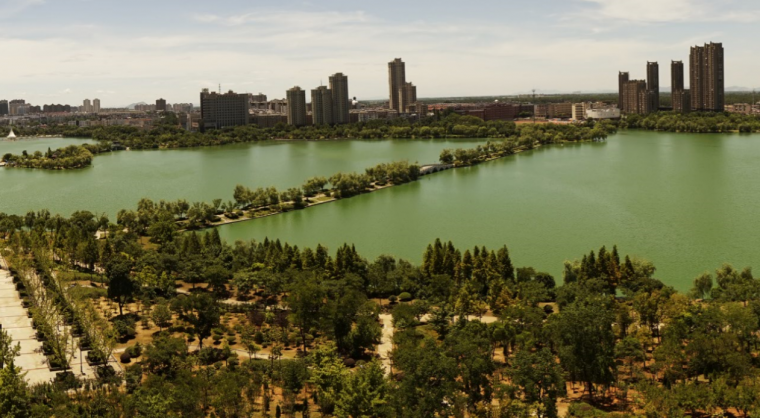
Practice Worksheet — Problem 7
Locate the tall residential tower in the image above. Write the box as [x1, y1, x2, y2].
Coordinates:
[618, 72, 629, 111]
[388, 58, 406, 112]
[671, 61, 690, 113]
[329, 73, 350, 124]
[646, 61, 659, 111]
[311, 86, 334, 125]
[286, 86, 307, 127]
[689, 42, 724, 112]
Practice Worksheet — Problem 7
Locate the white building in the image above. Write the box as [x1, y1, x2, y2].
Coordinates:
[585, 108, 621, 120]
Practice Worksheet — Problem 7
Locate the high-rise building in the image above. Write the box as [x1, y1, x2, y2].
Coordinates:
[329, 73, 350, 124]
[671, 61, 684, 91]
[83, 99, 92, 113]
[199, 88, 250, 131]
[618, 72, 629, 111]
[690, 42, 725, 112]
[388, 58, 406, 112]
[93, 98, 101, 114]
[671, 61, 690, 113]
[646, 62, 659, 111]
[286, 86, 307, 127]
[622, 80, 649, 115]
[0, 100, 8, 116]
[311, 86, 334, 125]
[401, 82, 417, 112]
[156, 98, 167, 112]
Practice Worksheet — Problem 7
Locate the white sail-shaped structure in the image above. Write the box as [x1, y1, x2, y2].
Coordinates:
[7, 128, 16, 139]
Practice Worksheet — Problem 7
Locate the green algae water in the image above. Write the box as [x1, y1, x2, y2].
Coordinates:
[0, 138, 483, 217]
[2, 132, 760, 291]
[216, 131, 760, 291]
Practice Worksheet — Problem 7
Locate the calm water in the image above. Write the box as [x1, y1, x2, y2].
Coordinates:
[216, 131, 760, 291]
[0, 138, 483, 217]
[2, 132, 759, 291]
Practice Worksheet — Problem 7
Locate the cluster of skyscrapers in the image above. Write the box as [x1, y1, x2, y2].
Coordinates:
[286, 73, 351, 127]
[199, 58, 428, 131]
[618, 42, 724, 114]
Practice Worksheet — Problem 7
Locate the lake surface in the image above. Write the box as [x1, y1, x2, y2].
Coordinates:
[2, 132, 759, 291]
[216, 131, 760, 291]
[0, 138, 483, 217]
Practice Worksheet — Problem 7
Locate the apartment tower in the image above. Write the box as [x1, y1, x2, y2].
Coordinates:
[646, 62, 659, 111]
[156, 98, 167, 112]
[329, 73, 350, 124]
[618, 72, 629, 112]
[311, 86, 334, 125]
[690, 42, 724, 111]
[622, 80, 649, 115]
[671, 61, 690, 113]
[286, 86, 307, 127]
[199, 89, 250, 131]
[83, 99, 92, 113]
[388, 58, 406, 112]
[400, 82, 417, 112]
[93, 98, 101, 114]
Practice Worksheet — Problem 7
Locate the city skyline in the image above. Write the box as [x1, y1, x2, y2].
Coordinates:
[1, 0, 759, 106]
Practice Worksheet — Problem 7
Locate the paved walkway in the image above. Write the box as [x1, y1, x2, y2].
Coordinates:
[0, 256, 119, 385]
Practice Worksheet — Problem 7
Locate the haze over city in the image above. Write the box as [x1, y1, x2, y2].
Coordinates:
[2, 0, 760, 106]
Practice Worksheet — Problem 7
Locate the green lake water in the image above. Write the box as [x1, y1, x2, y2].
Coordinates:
[0, 138, 483, 217]
[2, 132, 759, 291]
[216, 131, 760, 291]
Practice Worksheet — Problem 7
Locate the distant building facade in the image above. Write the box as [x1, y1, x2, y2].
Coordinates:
[690, 42, 724, 111]
[156, 98, 167, 112]
[311, 86, 334, 125]
[200, 88, 250, 131]
[93, 98, 101, 114]
[618, 72, 629, 111]
[83, 99, 92, 113]
[400, 82, 417, 113]
[329, 73, 350, 124]
[571, 103, 586, 120]
[646, 61, 659, 111]
[249, 93, 267, 103]
[388, 58, 406, 112]
[0, 100, 9, 116]
[43, 104, 72, 113]
[671, 61, 690, 113]
[286, 86, 307, 127]
[622, 80, 649, 115]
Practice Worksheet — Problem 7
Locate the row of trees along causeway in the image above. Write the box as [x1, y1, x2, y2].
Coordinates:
[2, 205, 760, 416]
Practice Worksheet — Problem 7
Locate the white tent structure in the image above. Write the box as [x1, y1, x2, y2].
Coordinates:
[7, 127, 16, 139]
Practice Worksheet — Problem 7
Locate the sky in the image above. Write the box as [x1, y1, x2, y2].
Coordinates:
[1, 0, 758, 107]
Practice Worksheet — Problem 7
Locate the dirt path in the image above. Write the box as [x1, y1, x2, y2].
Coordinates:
[376, 312, 499, 375]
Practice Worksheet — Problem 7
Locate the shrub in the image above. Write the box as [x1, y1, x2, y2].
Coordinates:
[120, 352, 132, 364]
[113, 318, 137, 341]
[126, 343, 143, 358]
[398, 292, 412, 302]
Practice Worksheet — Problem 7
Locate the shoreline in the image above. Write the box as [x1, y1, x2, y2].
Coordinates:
[188, 143, 543, 232]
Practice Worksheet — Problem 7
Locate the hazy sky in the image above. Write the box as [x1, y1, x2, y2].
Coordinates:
[2, 0, 757, 106]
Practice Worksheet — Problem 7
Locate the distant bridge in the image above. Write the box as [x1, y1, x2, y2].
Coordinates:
[419, 163, 454, 176]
